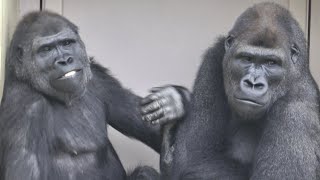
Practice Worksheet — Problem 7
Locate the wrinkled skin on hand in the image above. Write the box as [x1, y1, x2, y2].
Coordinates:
[140, 85, 190, 125]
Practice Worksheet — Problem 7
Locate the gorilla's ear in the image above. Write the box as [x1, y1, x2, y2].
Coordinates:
[291, 43, 299, 64]
[225, 35, 234, 50]
[15, 46, 24, 63]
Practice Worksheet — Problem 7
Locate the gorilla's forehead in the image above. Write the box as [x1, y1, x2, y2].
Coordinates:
[235, 44, 286, 60]
[32, 29, 77, 50]
[231, 4, 292, 41]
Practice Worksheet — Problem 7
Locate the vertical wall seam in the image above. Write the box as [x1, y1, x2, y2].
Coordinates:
[307, 0, 311, 50]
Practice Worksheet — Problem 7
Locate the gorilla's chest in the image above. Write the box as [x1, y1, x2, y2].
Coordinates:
[227, 125, 261, 165]
[49, 97, 108, 156]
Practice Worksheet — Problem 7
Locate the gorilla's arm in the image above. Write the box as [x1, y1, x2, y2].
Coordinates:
[107, 87, 162, 152]
[169, 38, 248, 179]
[251, 99, 319, 180]
[0, 88, 44, 180]
[90, 62, 187, 152]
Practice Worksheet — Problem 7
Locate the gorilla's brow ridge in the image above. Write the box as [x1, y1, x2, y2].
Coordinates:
[236, 45, 286, 61]
[32, 28, 77, 52]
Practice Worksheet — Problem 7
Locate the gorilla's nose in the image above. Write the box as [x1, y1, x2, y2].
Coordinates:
[55, 57, 74, 66]
[240, 76, 268, 96]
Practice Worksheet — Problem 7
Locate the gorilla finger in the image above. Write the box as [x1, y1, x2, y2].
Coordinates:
[141, 100, 162, 114]
[142, 98, 170, 115]
[140, 93, 160, 105]
[159, 86, 180, 99]
[151, 116, 170, 125]
[151, 106, 175, 124]
[150, 86, 163, 93]
[143, 109, 164, 122]
[158, 97, 170, 107]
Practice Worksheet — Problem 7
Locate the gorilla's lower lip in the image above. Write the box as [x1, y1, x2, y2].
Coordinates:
[236, 98, 263, 106]
[58, 69, 82, 79]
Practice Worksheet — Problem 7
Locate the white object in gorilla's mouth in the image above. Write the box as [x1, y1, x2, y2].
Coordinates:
[59, 69, 81, 79]
[63, 70, 77, 77]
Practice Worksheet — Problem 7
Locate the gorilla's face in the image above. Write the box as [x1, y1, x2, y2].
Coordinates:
[27, 28, 92, 103]
[223, 36, 289, 120]
[220, 4, 304, 121]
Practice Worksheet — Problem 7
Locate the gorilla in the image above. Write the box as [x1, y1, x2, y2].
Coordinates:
[0, 11, 189, 180]
[162, 2, 320, 180]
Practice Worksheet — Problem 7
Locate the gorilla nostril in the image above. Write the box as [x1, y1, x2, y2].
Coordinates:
[244, 79, 254, 88]
[56, 57, 73, 66]
[67, 57, 73, 64]
[254, 83, 265, 90]
[57, 61, 67, 66]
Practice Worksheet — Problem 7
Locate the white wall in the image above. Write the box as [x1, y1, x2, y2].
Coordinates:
[0, 0, 19, 102]
[310, 0, 320, 85]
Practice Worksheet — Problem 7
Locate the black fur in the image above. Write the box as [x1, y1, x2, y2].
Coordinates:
[0, 61, 161, 180]
[0, 11, 160, 180]
[127, 166, 160, 180]
[165, 3, 320, 179]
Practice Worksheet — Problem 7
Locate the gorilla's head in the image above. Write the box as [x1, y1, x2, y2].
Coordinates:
[222, 3, 307, 120]
[7, 11, 92, 103]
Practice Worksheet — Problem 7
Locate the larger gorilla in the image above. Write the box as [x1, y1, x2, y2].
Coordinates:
[163, 3, 320, 180]
[0, 11, 189, 180]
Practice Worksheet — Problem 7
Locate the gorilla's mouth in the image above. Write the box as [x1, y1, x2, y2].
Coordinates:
[235, 98, 264, 106]
[58, 69, 82, 80]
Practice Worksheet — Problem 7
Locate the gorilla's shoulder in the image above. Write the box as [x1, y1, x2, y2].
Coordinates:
[1, 83, 42, 107]
[90, 59, 112, 78]
[88, 58, 125, 96]
[89, 59, 121, 85]
[0, 85, 45, 121]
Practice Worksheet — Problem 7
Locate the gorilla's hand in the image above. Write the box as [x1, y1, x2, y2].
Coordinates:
[141, 86, 190, 125]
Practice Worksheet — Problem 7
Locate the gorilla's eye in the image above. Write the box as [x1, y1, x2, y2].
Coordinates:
[266, 59, 277, 66]
[241, 56, 252, 63]
[236, 53, 253, 64]
[39, 45, 52, 52]
[61, 39, 75, 46]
